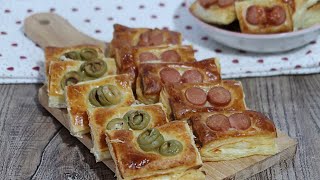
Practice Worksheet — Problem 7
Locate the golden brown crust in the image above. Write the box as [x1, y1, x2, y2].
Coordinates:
[65, 74, 135, 137]
[235, 0, 293, 34]
[109, 24, 182, 57]
[160, 80, 246, 120]
[48, 58, 117, 108]
[136, 58, 221, 104]
[45, 44, 105, 77]
[190, 110, 277, 147]
[106, 121, 202, 180]
[87, 104, 169, 161]
[189, 1, 236, 25]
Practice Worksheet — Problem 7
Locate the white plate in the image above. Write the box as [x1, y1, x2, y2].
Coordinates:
[186, 0, 320, 53]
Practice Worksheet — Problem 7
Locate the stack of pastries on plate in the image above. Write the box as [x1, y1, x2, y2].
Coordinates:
[190, 0, 320, 33]
[45, 24, 278, 179]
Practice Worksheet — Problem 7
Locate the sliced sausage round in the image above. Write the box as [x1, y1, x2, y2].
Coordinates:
[206, 114, 231, 131]
[218, 0, 235, 7]
[182, 69, 203, 83]
[138, 31, 150, 46]
[207, 87, 231, 106]
[266, 6, 286, 26]
[185, 87, 207, 105]
[160, 50, 181, 62]
[228, 113, 251, 130]
[159, 67, 181, 83]
[149, 30, 164, 46]
[139, 52, 159, 62]
[246, 5, 267, 25]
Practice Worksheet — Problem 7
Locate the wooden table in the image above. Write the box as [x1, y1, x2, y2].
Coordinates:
[1, 74, 319, 179]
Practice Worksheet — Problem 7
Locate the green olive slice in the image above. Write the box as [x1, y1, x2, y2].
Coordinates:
[137, 128, 164, 152]
[80, 60, 107, 78]
[89, 88, 102, 107]
[96, 86, 112, 106]
[159, 140, 183, 156]
[124, 110, 150, 130]
[64, 51, 81, 60]
[60, 71, 82, 89]
[106, 118, 129, 130]
[80, 48, 98, 61]
[100, 85, 122, 105]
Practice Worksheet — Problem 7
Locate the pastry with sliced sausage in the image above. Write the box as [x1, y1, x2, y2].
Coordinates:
[235, 0, 293, 34]
[189, 0, 237, 25]
[159, 80, 246, 120]
[136, 58, 221, 104]
[190, 110, 278, 161]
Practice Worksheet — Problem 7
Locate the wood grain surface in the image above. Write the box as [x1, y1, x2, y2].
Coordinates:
[1, 74, 320, 179]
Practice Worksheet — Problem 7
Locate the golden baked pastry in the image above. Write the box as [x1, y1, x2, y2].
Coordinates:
[160, 80, 246, 120]
[300, 2, 320, 29]
[45, 45, 105, 78]
[115, 45, 195, 89]
[190, 110, 277, 161]
[235, 0, 293, 34]
[109, 24, 182, 57]
[88, 104, 169, 161]
[136, 58, 221, 104]
[65, 74, 135, 137]
[105, 121, 204, 180]
[48, 58, 116, 108]
[189, 0, 237, 25]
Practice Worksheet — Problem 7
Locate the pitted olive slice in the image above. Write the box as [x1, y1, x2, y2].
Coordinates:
[137, 128, 164, 152]
[80, 60, 107, 78]
[60, 71, 82, 89]
[159, 140, 183, 156]
[96, 86, 112, 106]
[124, 110, 150, 130]
[100, 85, 121, 105]
[106, 118, 129, 130]
[64, 51, 81, 60]
[89, 88, 102, 107]
[80, 48, 98, 61]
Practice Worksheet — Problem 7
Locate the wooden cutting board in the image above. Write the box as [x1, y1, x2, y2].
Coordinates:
[25, 13, 298, 180]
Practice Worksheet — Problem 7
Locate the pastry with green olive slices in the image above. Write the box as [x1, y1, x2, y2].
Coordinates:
[115, 45, 195, 85]
[45, 45, 105, 78]
[109, 24, 182, 57]
[105, 121, 205, 180]
[160, 80, 246, 120]
[235, 0, 293, 34]
[48, 58, 116, 108]
[190, 110, 277, 161]
[189, 0, 237, 25]
[87, 104, 168, 161]
[136, 58, 221, 104]
[65, 74, 135, 137]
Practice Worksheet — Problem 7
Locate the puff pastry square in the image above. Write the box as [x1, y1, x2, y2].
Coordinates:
[189, 0, 237, 25]
[160, 80, 246, 120]
[45, 45, 105, 78]
[65, 74, 135, 137]
[235, 0, 293, 34]
[301, 2, 320, 29]
[115, 45, 196, 84]
[190, 110, 277, 161]
[136, 58, 221, 104]
[48, 58, 117, 108]
[105, 121, 204, 180]
[109, 24, 182, 57]
[88, 104, 169, 161]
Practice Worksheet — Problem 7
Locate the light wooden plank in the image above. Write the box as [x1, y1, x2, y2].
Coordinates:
[38, 85, 297, 180]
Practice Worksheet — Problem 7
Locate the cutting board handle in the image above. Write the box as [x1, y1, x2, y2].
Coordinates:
[24, 13, 106, 49]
